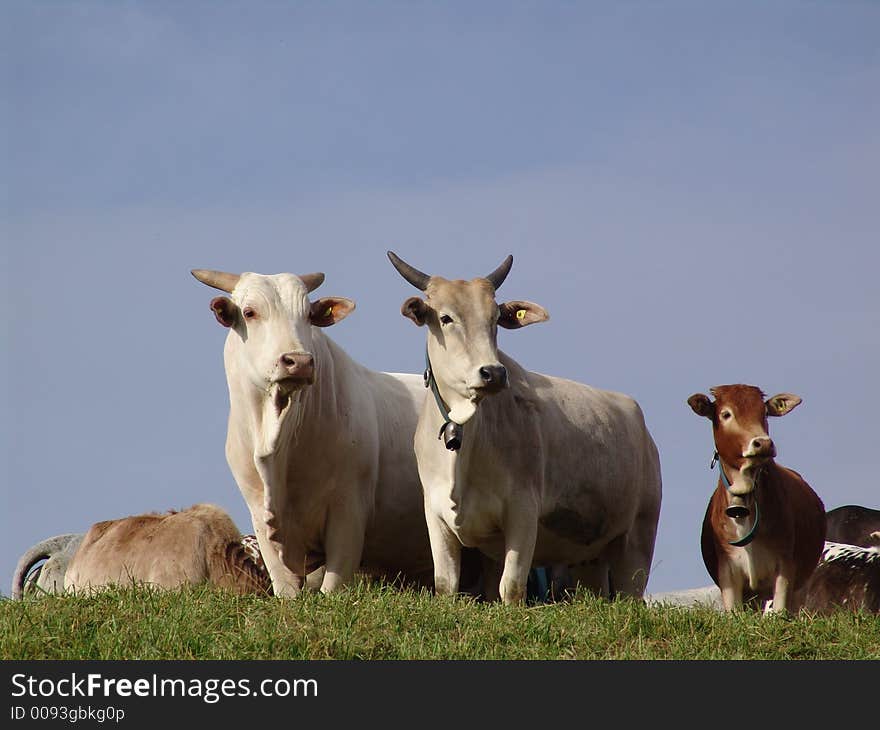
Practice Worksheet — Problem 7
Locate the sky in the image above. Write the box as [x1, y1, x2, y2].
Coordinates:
[3, 1, 879, 596]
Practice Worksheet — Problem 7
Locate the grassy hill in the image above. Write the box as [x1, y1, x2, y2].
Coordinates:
[2, 581, 878, 660]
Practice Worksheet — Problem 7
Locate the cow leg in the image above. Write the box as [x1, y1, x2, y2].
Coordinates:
[251, 523, 304, 598]
[718, 563, 744, 611]
[499, 508, 538, 605]
[720, 583, 742, 611]
[766, 570, 792, 615]
[479, 554, 503, 602]
[566, 559, 610, 598]
[606, 493, 659, 598]
[321, 505, 366, 593]
[549, 564, 572, 601]
[424, 510, 461, 595]
[604, 532, 652, 598]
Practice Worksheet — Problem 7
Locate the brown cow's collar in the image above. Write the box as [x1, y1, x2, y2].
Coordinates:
[711, 451, 761, 547]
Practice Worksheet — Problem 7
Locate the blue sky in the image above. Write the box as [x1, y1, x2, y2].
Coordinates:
[3, 1, 879, 596]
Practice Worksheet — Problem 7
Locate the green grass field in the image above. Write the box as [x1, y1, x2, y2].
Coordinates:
[3, 582, 878, 660]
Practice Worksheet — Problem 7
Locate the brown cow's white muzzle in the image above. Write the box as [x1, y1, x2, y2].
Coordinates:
[744, 436, 775, 460]
[275, 352, 315, 387]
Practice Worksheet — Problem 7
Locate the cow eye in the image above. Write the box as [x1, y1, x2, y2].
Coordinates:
[720, 410, 732, 421]
[439, 314, 453, 325]
[243, 307, 256, 320]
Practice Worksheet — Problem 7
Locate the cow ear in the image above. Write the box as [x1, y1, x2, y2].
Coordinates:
[402, 297, 429, 326]
[766, 393, 802, 417]
[309, 297, 355, 327]
[688, 393, 714, 419]
[210, 297, 238, 327]
[498, 301, 549, 329]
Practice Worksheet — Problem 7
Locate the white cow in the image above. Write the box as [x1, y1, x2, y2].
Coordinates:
[192, 269, 439, 597]
[387, 252, 662, 604]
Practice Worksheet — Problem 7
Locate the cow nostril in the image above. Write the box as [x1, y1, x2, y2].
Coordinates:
[279, 353, 314, 374]
[479, 365, 507, 386]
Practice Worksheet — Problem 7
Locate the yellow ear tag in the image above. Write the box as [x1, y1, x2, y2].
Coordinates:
[516, 309, 526, 320]
[325, 307, 333, 318]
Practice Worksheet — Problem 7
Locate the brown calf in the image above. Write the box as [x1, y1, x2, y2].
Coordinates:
[688, 385, 825, 613]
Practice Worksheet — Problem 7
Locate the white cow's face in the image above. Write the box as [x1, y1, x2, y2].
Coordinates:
[422, 278, 508, 424]
[388, 253, 548, 425]
[193, 269, 354, 412]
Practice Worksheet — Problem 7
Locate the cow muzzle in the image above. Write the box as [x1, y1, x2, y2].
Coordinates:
[275, 352, 316, 388]
[744, 436, 775, 460]
[474, 364, 508, 394]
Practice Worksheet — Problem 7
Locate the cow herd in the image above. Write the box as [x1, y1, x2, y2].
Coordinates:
[10, 254, 880, 615]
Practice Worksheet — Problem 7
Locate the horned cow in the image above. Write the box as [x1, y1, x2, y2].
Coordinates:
[192, 268, 444, 597]
[387, 252, 662, 604]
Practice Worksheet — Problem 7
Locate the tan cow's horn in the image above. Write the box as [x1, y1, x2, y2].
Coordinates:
[191, 269, 241, 293]
[298, 272, 325, 293]
[485, 255, 513, 291]
[387, 251, 430, 291]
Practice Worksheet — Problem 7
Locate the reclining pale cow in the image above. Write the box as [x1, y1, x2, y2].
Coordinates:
[387, 252, 662, 604]
[49, 504, 272, 595]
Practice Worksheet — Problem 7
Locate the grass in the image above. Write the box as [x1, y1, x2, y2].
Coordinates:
[2, 581, 878, 660]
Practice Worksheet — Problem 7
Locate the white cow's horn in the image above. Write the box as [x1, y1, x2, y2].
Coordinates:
[298, 272, 325, 293]
[485, 255, 513, 291]
[387, 251, 430, 291]
[191, 269, 241, 293]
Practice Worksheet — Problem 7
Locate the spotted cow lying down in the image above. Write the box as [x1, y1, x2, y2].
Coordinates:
[790, 541, 880, 615]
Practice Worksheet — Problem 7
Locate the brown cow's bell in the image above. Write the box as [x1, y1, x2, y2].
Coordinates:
[726, 495, 750, 519]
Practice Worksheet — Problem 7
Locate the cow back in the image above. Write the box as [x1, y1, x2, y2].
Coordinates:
[825, 505, 880, 547]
